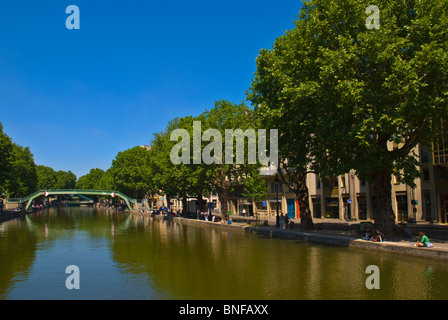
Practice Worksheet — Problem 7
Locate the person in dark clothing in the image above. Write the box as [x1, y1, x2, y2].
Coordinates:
[362, 228, 373, 240]
[284, 214, 290, 229]
[372, 228, 384, 242]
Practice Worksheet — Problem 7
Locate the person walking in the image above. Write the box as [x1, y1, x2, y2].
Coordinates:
[280, 213, 285, 230]
[284, 214, 290, 229]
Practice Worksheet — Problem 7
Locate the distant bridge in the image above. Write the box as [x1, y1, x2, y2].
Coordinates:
[20, 189, 138, 211]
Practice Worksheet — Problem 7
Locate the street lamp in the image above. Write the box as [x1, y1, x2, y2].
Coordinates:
[275, 175, 280, 227]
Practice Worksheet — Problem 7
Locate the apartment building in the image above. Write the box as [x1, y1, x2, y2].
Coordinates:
[238, 142, 448, 224]
[166, 140, 448, 223]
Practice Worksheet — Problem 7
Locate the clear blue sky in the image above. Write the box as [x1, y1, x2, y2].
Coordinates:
[0, 0, 302, 179]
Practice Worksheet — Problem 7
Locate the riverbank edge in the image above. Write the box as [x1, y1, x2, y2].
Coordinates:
[0, 210, 27, 224]
[172, 217, 448, 262]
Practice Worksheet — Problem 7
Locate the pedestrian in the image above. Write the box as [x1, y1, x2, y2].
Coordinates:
[371, 227, 384, 242]
[280, 213, 285, 230]
[284, 214, 290, 229]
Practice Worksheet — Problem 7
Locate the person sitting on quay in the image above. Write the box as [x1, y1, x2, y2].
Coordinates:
[412, 232, 433, 248]
[362, 228, 373, 241]
[371, 227, 384, 242]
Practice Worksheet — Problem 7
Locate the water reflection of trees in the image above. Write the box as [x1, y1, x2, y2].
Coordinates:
[2, 208, 447, 299]
[0, 217, 39, 299]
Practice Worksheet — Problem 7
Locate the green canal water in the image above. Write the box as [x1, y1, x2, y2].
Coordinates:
[0, 207, 447, 300]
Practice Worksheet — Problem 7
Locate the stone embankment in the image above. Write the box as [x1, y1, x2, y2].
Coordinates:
[173, 217, 448, 262]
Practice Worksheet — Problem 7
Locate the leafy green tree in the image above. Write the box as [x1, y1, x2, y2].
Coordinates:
[36, 165, 76, 191]
[249, 0, 448, 232]
[248, 35, 319, 229]
[151, 115, 212, 212]
[0, 123, 14, 195]
[6, 144, 38, 198]
[241, 170, 268, 219]
[55, 170, 77, 189]
[110, 146, 154, 199]
[76, 168, 105, 190]
[95, 168, 115, 190]
[201, 100, 265, 220]
[36, 165, 58, 190]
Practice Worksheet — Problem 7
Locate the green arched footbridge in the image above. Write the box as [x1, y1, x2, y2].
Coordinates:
[21, 190, 138, 211]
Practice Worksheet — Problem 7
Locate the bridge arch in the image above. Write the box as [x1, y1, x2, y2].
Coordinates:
[21, 190, 138, 211]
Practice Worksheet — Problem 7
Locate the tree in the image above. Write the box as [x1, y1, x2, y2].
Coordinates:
[96, 168, 115, 190]
[248, 33, 319, 229]
[76, 168, 105, 190]
[110, 146, 154, 199]
[36, 165, 76, 191]
[55, 170, 77, 189]
[249, 0, 448, 233]
[0, 123, 14, 195]
[151, 115, 212, 212]
[6, 144, 38, 198]
[36, 165, 58, 190]
[201, 100, 266, 220]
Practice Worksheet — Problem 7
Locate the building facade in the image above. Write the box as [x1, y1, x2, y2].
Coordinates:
[165, 141, 448, 223]
[229, 142, 448, 224]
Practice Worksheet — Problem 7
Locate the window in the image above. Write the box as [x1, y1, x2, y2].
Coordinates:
[256, 201, 266, 211]
[393, 169, 400, 185]
[312, 197, 322, 218]
[396, 194, 408, 222]
[358, 197, 367, 220]
[423, 169, 430, 181]
[340, 176, 346, 188]
[433, 137, 448, 165]
[436, 166, 448, 181]
[421, 145, 429, 163]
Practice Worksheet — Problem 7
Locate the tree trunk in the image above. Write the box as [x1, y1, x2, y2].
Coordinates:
[370, 168, 396, 234]
[197, 190, 205, 212]
[219, 188, 229, 221]
[296, 171, 314, 230]
[181, 192, 188, 215]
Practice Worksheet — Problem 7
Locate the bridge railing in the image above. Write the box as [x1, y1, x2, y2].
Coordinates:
[20, 189, 138, 210]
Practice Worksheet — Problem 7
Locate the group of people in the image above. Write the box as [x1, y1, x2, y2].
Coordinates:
[362, 227, 384, 242]
[196, 210, 220, 222]
[279, 213, 291, 230]
[362, 227, 434, 248]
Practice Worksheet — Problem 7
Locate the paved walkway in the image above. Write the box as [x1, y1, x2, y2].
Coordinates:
[232, 215, 448, 241]
[222, 215, 448, 260]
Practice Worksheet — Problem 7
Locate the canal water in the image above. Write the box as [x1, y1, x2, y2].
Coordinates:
[0, 207, 447, 300]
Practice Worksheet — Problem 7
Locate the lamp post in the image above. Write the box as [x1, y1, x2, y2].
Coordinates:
[275, 175, 280, 227]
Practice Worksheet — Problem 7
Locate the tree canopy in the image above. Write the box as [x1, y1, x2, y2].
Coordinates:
[110, 146, 155, 199]
[249, 0, 448, 232]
